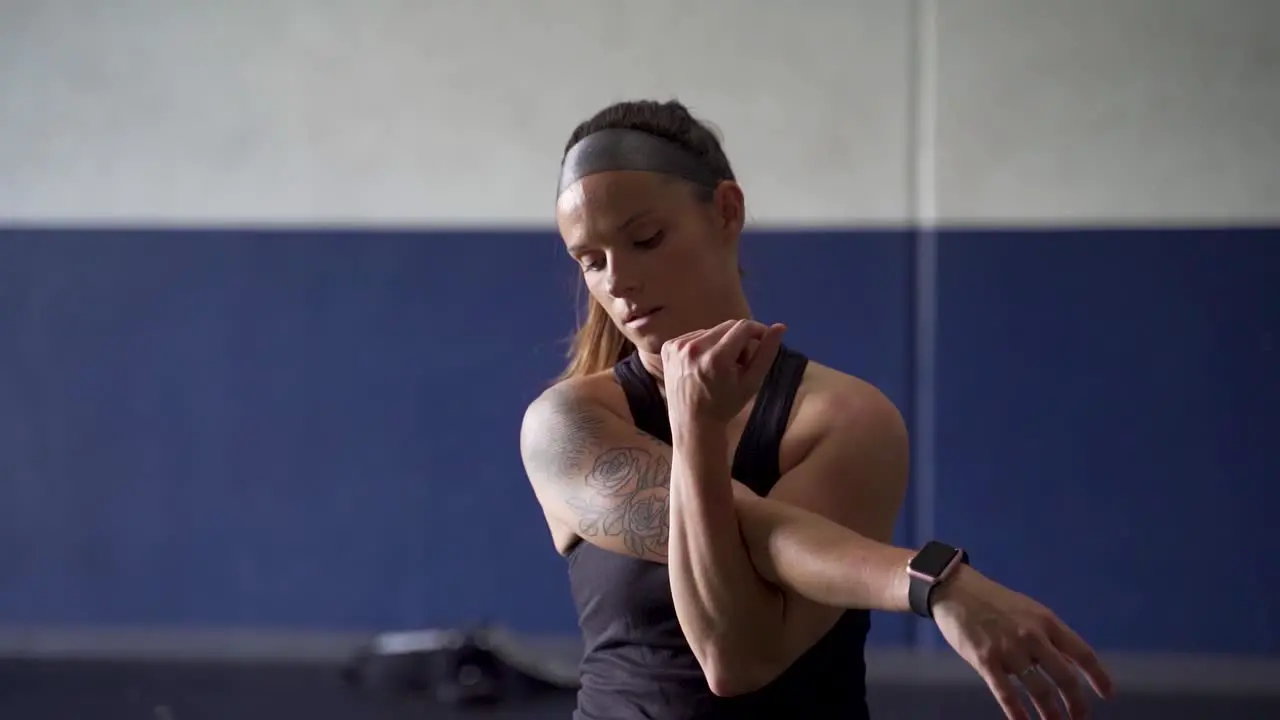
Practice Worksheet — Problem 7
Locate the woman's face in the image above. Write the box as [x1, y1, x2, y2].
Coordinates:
[556, 171, 745, 352]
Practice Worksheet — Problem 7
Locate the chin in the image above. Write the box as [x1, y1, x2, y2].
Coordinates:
[623, 331, 666, 354]
[621, 323, 675, 352]
[622, 315, 695, 353]
[616, 324, 660, 348]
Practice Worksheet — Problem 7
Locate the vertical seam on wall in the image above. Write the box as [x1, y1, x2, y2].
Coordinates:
[907, 0, 940, 652]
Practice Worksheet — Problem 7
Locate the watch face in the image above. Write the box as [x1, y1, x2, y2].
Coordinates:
[909, 541, 957, 578]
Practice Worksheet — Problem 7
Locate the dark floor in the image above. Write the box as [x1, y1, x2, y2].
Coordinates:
[2, 659, 1278, 720]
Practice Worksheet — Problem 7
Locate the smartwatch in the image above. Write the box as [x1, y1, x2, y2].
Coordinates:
[906, 540, 969, 619]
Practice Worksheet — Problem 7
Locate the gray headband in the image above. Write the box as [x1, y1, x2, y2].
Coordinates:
[556, 128, 724, 196]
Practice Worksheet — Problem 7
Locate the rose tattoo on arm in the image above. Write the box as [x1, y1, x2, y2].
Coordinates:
[522, 387, 676, 562]
[566, 446, 673, 560]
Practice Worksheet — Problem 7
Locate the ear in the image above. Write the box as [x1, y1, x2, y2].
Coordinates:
[711, 181, 746, 238]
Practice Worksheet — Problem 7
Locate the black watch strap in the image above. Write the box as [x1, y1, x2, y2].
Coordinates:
[907, 542, 970, 619]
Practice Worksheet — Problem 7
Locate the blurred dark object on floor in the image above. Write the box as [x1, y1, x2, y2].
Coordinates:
[3, 657, 1280, 720]
[341, 626, 576, 708]
[0, 658, 575, 720]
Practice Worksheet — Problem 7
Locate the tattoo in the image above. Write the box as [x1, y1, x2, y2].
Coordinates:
[567, 447, 672, 559]
[527, 388, 673, 560]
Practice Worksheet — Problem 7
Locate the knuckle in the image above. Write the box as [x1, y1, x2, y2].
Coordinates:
[1035, 610, 1060, 633]
[974, 645, 1001, 667]
[997, 635, 1022, 655]
[1015, 625, 1042, 645]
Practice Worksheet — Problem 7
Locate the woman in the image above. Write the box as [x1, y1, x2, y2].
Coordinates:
[520, 99, 1113, 720]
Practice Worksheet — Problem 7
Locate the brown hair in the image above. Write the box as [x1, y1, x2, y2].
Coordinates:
[555, 99, 737, 382]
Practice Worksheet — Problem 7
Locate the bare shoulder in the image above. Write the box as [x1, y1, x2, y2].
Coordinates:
[799, 362, 906, 431]
[782, 360, 909, 467]
[519, 371, 631, 470]
[519, 371, 648, 556]
[769, 359, 910, 538]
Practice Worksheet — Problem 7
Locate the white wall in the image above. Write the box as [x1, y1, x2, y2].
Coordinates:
[935, 0, 1280, 225]
[0, 0, 1276, 227]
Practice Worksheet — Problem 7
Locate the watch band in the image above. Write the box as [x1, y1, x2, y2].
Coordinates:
[907, 543, 970, 619]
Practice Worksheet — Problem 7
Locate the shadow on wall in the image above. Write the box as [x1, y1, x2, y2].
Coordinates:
[0, 227, 1275, 657]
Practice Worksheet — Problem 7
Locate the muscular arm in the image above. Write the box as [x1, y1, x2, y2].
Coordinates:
[520, 379, 915, 693]
[737, 384, 911, 682]
[519, 385, 675, 559]
[666, 419, 790, 694]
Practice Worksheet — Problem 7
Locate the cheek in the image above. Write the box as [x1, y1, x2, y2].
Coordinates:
[674, 242, 725, 283]
[583, 274, 608, 301]
[583, 274, 620, 315]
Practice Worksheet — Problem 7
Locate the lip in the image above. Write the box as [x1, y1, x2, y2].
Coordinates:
[624, 307, 663, 327]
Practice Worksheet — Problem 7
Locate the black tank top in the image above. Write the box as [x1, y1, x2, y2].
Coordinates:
[565, 346, 871, 720]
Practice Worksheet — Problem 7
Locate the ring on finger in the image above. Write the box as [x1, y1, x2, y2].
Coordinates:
[1017, 664, 1042, 679]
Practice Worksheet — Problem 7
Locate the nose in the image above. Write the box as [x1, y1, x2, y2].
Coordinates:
[604, 255, 642, 298]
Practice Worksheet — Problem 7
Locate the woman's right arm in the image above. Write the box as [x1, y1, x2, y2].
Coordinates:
[520, 379, 680, 562]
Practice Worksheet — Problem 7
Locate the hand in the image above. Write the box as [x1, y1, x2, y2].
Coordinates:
[660, 319, 787, 428]
[931, 568, 1115, 720]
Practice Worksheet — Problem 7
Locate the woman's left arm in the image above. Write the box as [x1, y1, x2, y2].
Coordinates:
[667, 374, 910, 694]
[660, 320, 911, 695]
[656, 320, 1112, 717]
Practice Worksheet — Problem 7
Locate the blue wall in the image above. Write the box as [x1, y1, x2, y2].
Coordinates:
[931, 229, 1280, 656]
[0, 228, 1276, 656]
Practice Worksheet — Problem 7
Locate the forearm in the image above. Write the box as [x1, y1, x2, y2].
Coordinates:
[733, 491, 913, 614]
[667, 423, 787, 690]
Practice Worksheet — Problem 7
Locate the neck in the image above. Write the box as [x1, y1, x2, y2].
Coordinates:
[637, 291, 754, 382]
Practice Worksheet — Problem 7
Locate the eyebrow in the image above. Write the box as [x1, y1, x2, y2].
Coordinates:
[617, 209, 654, 232]
[566, 210, 655, 255]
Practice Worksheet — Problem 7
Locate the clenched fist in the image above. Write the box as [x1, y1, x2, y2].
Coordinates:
[660, 319, 787, 431]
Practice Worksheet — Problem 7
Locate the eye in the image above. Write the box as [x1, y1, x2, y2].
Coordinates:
[581, 256, 605, 272]
[635, 230, 665, 249]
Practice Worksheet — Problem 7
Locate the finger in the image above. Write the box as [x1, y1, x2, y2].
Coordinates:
[706, 317, 762, 366]
[709, 320, 773, 371]
[734, 321, 781, 358]
[686, 319, 742, 354]
[738, 323, 785, 389]
[976, 664, 1031, 720]
[663, 327, 705, 356]
[1015, 665, 1064, 720]
[669, 328, 706, 346]
[705, 319, 766, 364]
[1029, 642, 1090, 720]
[1045, 618, 1114, 700]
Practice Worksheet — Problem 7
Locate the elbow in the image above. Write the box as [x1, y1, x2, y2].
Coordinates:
[703, 654, 786, 698]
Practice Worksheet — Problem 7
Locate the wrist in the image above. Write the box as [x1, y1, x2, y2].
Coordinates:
[669, 419, 733, 504]
[670, 415, 729, 454]
[887, 547, 916, 613]
[929, 564, 976, 610]
[906, 541, 970, 619]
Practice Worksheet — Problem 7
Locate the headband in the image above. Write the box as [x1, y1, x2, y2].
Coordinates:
[556, 128, 724, 196]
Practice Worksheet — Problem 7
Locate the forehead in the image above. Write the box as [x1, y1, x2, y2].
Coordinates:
[556, 172, 684, 246]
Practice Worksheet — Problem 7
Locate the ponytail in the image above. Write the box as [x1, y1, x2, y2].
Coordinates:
[558, 292, 634, 382]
